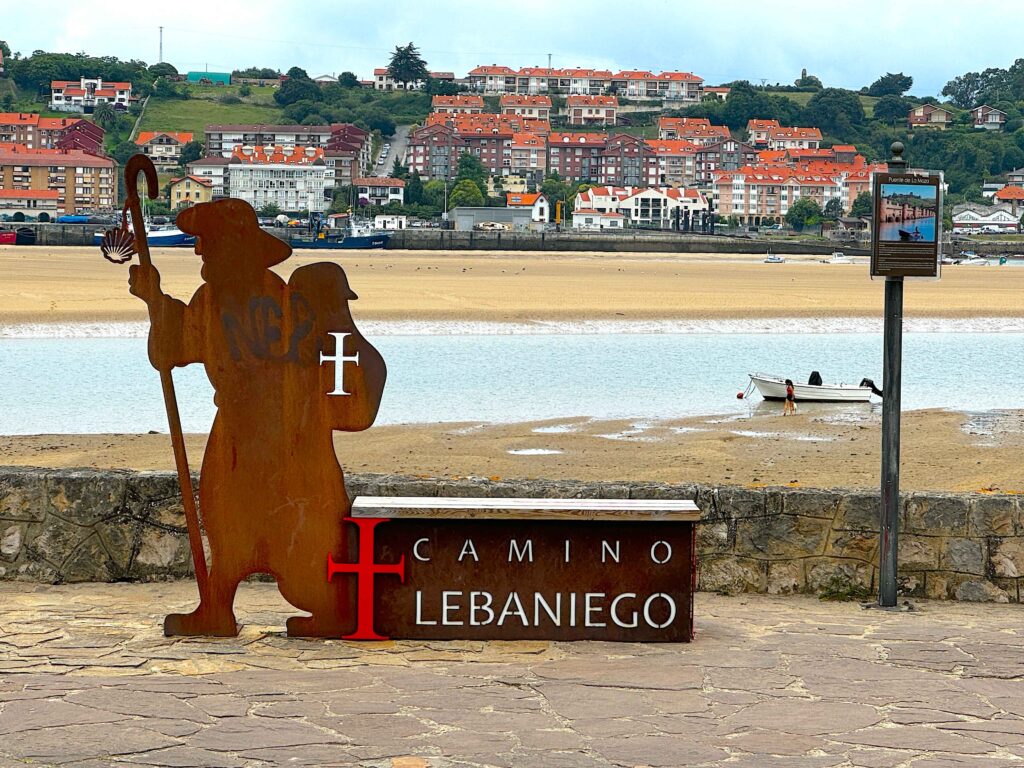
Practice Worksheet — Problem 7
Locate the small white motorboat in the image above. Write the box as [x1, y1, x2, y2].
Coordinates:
[826, 251, 854, 264]
[764, 251, 786, 263]
[961, 256, 989, 266]
[748, 372, 876, 403]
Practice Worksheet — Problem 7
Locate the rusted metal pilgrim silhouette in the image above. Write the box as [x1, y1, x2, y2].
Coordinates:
[102, 155, 386, 637]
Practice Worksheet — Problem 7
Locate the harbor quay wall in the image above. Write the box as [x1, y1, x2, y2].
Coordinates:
[1, 467, 1020, 603]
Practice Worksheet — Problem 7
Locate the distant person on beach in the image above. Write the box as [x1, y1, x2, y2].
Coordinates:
[783, 379, 796, 416]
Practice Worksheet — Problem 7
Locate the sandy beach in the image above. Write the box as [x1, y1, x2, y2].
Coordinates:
[4, 245, 1024, 325]
[3, 245, 1023, 492]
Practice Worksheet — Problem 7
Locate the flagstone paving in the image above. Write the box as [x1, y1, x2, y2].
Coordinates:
[2, 584, 1024, 767]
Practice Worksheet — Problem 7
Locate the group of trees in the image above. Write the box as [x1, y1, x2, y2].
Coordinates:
[943, 59, 1024, 109]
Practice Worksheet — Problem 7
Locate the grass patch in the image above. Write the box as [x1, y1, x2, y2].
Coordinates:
[818, 574, 873, 602]
[185, 83, 278, 105]
[764, 90, 880, 117]
[140, 96, 284, 137]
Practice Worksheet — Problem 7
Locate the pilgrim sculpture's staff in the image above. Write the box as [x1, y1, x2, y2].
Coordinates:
[102, 155, 386, 637]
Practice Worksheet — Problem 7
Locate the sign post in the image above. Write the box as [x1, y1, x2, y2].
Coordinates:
[870, 142, 942, 607]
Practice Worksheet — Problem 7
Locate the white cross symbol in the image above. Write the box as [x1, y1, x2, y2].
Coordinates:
[320, 332, 361, 396]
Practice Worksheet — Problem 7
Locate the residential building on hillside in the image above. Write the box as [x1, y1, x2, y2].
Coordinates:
[705, 86, 730, 101]
[908, 104, 954, 130]
[466, 66, 703, 101]
[598, 134, 658, 186]
[168, 175, 214, 209]
[952, 202, 1019, 233]
[574, 185, 708, 228]
[0, 189, 60, 220]
[509, 133, 547, 183]
[0, 114, 104, 153]
[647, 140, 698, 187]
[1008, 167, 1024, 185]
[499, 95, 552, 120]
[746, 119, 781, 147]
[546, 132, 606, 182]
[658, 117, 729, 145]
[49, 78, 132, 112]
[567, 95, 618, 126]
[0, 145, 117, 213]
[408, 123, 464, 180]
[425, 112, 551, 136]
[372, 68, 454, 90]
[204, 123, 370, 168]
[353, 177, 405, 206]
[506, 192, 549, 222]
[135, 131, 194, 168]
[313, 74, 338, 84]
[186, 156, 230, 198]
[767, 127, 822, 151]
[432, 95, 485, 114]
[693, 138, 759, 187]
[971, 105, 1006, 130]
[227, 145, 331, 212]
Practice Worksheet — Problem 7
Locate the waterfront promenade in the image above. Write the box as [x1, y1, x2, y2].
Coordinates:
[2, 583, 1024, 766]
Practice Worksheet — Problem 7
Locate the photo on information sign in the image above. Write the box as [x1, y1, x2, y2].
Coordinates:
[877, 183, 938, 243]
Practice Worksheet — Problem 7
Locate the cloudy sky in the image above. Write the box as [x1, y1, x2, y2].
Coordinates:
[8, 0, 1020, 96]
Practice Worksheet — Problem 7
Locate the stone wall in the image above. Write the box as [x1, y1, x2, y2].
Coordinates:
[1, 468, 1020, 601]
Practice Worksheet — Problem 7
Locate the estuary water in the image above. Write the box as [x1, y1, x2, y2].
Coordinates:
[1, 321, 1023, 434]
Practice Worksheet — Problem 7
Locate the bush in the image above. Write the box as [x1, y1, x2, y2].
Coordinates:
[238, 84, 252, 97]
[218, 94, 242, 105]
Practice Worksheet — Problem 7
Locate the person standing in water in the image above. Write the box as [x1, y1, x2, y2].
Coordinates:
[783, 379, 796, 416]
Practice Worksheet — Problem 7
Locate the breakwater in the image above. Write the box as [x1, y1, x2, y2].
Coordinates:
[1, 468, 1019, 602]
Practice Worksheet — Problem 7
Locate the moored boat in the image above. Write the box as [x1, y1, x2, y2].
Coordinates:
[748, 372, 875, 402]
[92, 225, 195, 247]
[826, 251, 854, 264]
[0, 229, 16, 245]
[764, 250, 785, 263]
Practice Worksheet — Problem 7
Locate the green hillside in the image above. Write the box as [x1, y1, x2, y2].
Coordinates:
[765, 90, 880, 117]
[139, 96, 284, 138]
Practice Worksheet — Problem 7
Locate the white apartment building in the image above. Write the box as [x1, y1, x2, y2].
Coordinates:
[49, 78, 132, 112]
[228, 145, 331, 213]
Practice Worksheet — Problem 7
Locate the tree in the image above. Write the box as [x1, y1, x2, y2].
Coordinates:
[405, 170, 424, 205]
[867, 72, 913, 97]
[258, 202, 282, 217]
[178, 140, 203, 167]
[540, 172, 570, 204]
[390, 157, 409, 178]
[422, 179, 447, 207]
[803, 88, 865, 133]
[238, 84, 252, 97]
[942, 71, 983, 109]
[338, 71, 360, 88]
[823, 198, 844, 220]
[448, 178, 484, 208]
[387, 42, 429, 90]
[850, 192, 873, 218]
[328, 186, 352, 214]
[286, 66, 310, 81]
[301, 113, 328, 125]
[784, 197, 823, 231]
[454, 151, 488, 195]
[274, 77, 321, 106]
[111, 140, 139, 165]
[1, 94, 13, 110]
[92, 102, 120, 131]
[0, 41, 10, 59]
[873, 94, 913, 125]
[148, 62, 178, 78]
[153, 77, 184, 99]
[425, 77, 459, 96]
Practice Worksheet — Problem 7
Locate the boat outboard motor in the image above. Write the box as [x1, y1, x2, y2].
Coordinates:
[860, 378, 884, 398]
[808, 371, 822, 386]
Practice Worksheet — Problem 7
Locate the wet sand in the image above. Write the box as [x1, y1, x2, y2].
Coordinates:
[3, 407, 1022, 493]
[4, 246, 1024, 326]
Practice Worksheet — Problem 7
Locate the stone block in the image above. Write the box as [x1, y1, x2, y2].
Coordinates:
[825, 530, 877, 564]
[834, 493, 881, 532]
[0, 524, 24, 561]
[897, 535, 940, 571]
[940, 537, 985, 575]
[695, 521, 729, 555]
[897, 573, 924, 597]
[784, 489, 843, 519]
[131, 528, 192, 579]
[992, 577, 1020, 602]
[629, 483, 696, 501]
[698, 556, 766, 594]
[992, 539, 1024, 579]
[970, 495, 1017, 537]
[766, 560, 803, 595]
[374, 477, 441, 497]
[955, 579, 1009, 603]
[905, 495, 969, 536]
[716, 488, 766, 520]
[735, 514, 829, 559]
[805, 558, 874, 594]
[45, 470, 129, 526]
[0, 469, 51, 523]
[924, 571, 974, 600]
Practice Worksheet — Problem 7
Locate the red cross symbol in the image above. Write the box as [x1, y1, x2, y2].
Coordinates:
[327, 517, 405, 640]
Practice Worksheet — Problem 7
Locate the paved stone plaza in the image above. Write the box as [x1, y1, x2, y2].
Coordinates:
[2, 584, 1024, 767]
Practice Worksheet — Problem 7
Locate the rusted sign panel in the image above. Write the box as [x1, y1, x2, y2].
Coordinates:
[332, 518, 696, 642]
